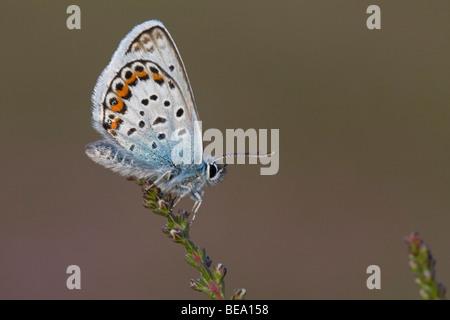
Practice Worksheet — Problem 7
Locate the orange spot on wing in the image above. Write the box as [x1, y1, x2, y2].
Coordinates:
[110, 98, 124, 112]
[110, 118, 122, 129]
[125, 73, 137, 84]
[136, 70, 148, 79]
[115, 84, 129, 98]
[152, 73, 163, 81]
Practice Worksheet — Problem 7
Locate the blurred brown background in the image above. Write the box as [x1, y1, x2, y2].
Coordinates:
[0, 1, 449, 299]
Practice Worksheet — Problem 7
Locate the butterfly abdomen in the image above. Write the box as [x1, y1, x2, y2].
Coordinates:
[86, 140, 162, 180]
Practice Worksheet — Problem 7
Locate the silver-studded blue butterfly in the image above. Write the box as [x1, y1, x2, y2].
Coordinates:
[86, 20, 227, 219]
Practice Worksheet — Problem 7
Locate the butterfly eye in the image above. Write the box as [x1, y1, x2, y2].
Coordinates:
[206, 162, 227, 185]
[209, 163, 218, 179]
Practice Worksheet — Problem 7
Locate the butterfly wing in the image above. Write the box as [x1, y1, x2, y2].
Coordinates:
[88, 20, 203, 179]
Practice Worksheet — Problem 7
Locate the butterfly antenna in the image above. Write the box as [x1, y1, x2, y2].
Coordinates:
[212, 151, 275, 163]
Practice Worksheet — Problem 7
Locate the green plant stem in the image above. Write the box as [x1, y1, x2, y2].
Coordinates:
[134, 178, 246, 300]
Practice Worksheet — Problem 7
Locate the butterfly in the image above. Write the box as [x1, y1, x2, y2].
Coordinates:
[85, 20, 228, 219]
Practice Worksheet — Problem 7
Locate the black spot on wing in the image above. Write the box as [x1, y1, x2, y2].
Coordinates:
[149, 66, 159, 74]
[153, 117, 167, 125]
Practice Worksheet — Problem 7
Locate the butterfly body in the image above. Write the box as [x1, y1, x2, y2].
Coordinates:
[86, 20, 226, 212]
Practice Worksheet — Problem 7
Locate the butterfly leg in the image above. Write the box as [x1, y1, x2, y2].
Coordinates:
[172, 187, 190, 208]
[172, 185, 203, 223]
[190, 191, 203, 224]
[144, 169, 172, 192]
